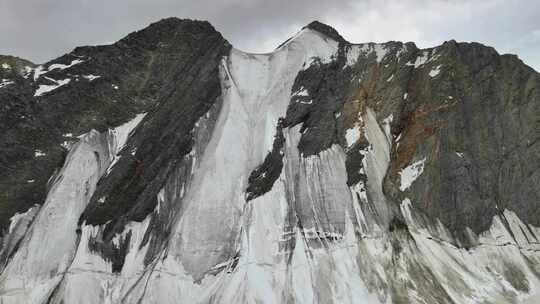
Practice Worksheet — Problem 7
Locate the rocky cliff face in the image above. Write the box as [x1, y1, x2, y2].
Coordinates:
[0, 18, 539, 304]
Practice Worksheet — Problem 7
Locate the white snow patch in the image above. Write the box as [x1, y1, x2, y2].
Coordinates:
[8, 205, 39, 234]
[1, 63, 11, 69]
[345, 126, 361, 147]
[34, 78, 71, 96]
[112, 84, 119, 90]
[82, 74, 100, 81]
[407, 50, 442, 69]
[373, 44, 388, 63]
[156, 188, 165, 214]
[47, 59, 84, 72]
[456, 152, 464, 158]
[28, 59, 84, 82]
[22, 66, 33, 79]
[63, 133, 73, 137]
[386, 74, 394, 82]
[406, 51, 429, 68]
[32, 65, 47, 80]
[400, 198, 414, 224]
[60, 141, 73, 150]
[278, 28, 338, 68]
[34, 149, 46, 157]
[27, 179, 35, 183]
[348, 44, 387, 64]
[293, 87, 309, 96]
[0, 79, 14, 88]
[408, 53, 428, 68]
[106, 113, 146, 174]
[399, 158, 426, 191]
[395, 45, 407, 60]
[403, 93, 408, 100]
[345, 43, 388, 66]
[299, 29, 339, 67]
[383, 114, 393, 124]
[381, 114, 393, 142]
[345, 45, 362, 67]
[429, 65, 442, 77]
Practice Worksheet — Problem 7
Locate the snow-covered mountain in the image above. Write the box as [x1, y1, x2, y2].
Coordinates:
[1, 18, 540, 303]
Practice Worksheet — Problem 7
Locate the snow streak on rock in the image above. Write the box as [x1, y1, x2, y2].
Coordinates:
[34, 78, 71, 96]
[398, 158, 425, 191]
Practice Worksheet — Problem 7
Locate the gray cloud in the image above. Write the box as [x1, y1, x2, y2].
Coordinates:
[1, 0, 540, 70]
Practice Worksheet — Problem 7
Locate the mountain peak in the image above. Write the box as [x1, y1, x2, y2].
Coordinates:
[303, 20, 348, 44]
[117, 17, 222, 49]
[144, 17, 214, 32]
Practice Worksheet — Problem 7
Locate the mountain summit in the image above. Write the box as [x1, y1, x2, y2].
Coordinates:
[0, 18, 539, 304]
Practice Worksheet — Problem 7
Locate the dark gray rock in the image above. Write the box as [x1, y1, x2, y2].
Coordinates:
[245, 119, 286, 201]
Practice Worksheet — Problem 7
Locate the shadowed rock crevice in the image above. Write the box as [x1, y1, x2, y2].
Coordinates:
[245, 119, 286, 201]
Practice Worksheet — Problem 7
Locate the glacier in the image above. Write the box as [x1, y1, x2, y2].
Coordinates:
[0, 19, 540, 304]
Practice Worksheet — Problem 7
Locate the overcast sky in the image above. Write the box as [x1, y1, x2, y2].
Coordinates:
[1, 0, 540, 70]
